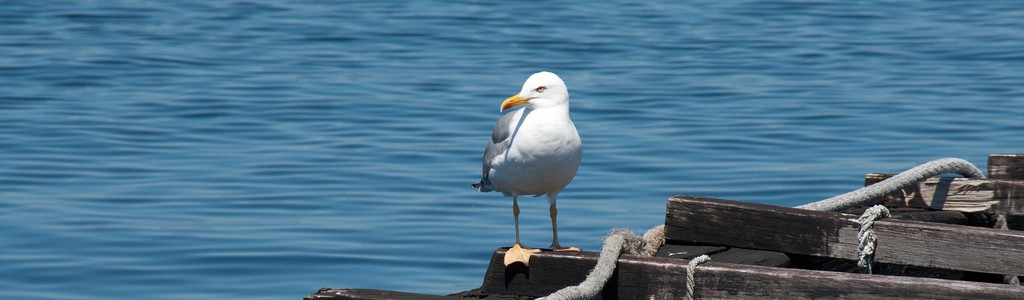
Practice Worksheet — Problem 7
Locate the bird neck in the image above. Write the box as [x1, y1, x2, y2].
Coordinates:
[527, 104, 570, 116]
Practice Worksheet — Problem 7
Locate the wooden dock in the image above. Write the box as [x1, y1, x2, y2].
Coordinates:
[308, 154, 1024, 299]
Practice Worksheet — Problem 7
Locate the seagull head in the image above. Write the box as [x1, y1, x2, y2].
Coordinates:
[500, 71, 570, 112]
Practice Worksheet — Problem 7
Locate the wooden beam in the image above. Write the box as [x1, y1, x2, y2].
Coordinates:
[664, 195, 1024, 276]
[654, 244, 725, 259]
[480, 249, 611, 299]
[887, 208, 970, 224]
[654, 244, 790, 267]
[841, 206, 971, 225]
[479, 249, 1024, 299]
[989, 153, 1024, 180]
[708, 248, 790, 266]
[304, 288, 462, 300]
[864, 174, 1024, 215]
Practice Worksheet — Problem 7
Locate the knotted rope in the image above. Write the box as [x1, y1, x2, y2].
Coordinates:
[856, 205, 890, 274]
[538, 157, 988, 299]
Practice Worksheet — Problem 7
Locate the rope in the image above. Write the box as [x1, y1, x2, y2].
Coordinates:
[856, 205, 890, 274]
[685, 255, 711, 300]
[537, 225, 665, 300]
[996, 214, 1009, 230]
[536, 157, 991, 299]
[797, 158, 984, 212]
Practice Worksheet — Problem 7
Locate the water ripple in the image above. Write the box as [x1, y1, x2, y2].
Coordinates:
[1, 0, 1022, 299]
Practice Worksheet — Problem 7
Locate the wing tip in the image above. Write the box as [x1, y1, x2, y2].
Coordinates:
[472, 181, 492, 192]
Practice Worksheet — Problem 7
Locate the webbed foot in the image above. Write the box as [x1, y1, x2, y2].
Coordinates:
[504, 244, 541, 266]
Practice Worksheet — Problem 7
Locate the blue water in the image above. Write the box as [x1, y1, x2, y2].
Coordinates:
[1, 0, 1022, 298]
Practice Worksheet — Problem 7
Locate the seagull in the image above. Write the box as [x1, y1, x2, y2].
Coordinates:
[472, 71, 583, 265]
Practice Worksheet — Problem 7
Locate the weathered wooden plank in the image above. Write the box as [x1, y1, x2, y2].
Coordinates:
[480, 249, 613, 299]
[664, 195, 1024, 276]
[989, 153, 1024, 180]
[654, 244, 725, 259]
[480, 249, 1024, 299]
[449, 288, 527, 299]
[887, 209, 970, 224]
[788, 253, 979, 281]
[709, 248, 790, 267]
[304, 288, 462, 300]
[864, 173, 922, 208]
[655, 244, 789, 267]
[864, 174, 1024, 215]
[841, 207, 971, 225]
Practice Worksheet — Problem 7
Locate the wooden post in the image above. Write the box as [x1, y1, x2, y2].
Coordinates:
[989, 154, 1024, 180]
[664, 195, 1024, 276]
[986, 154, 1024, 284]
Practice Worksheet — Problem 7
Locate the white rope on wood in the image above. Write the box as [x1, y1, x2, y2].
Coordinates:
[996, 214, 1009, 230]
[537, 225, 665, 300]
[797, 158, 985, 212]
[685, 255, 711, 300]
[856, 205, 890, 274]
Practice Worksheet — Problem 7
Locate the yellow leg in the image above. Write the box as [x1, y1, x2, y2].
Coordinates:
[549, 194, 579, 252]
[513, 195, 522, 247]
[505, 195, 539, 266]
[550, 202, 560, 249]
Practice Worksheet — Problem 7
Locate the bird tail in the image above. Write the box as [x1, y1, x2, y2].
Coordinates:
[472, 180, 492, 192]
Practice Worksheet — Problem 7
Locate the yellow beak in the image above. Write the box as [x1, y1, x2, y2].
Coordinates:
[500, 94, 531, 112]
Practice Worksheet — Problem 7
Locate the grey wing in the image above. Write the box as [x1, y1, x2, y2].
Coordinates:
[479, 112, 515, 186]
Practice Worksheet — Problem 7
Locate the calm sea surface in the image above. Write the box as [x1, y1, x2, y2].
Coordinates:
[1, 1, 1022, 298]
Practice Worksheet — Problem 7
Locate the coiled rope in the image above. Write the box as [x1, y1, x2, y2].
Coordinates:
[537, 158, 988, 300]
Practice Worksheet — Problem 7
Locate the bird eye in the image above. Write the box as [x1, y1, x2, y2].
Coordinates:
[535, 86, 547, 93]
